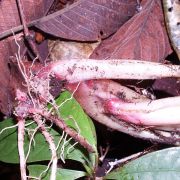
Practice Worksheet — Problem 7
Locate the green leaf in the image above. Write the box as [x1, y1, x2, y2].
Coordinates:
[55, 91, 97, 149]
[0, 91, 97, 174]
[0, 118, 19, 163]
[55, 91, 98, 168]
[105, 147, 180, 180]
[28, 165, 86, 180]
[0, 118, 59, 163]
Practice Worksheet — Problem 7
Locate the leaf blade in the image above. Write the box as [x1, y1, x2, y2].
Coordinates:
[28, 165, 86, 180]
[91, 0, 172, 62]
[105, 147, 180, 180]
[35, 0, 137, 41]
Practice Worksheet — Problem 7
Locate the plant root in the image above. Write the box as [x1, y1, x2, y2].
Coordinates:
[38, 111, 95, 153]
[66, 80, 180, 145]
[33, 115, 57, 180]
[17, 117, 27, 180]
[38, 59, 180, 82]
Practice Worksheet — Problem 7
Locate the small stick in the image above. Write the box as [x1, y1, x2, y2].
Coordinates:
[16, 0, 43, 63]
[99, 145, 110, 162]
[17, 117, 27, 180]
[106, 151, 145, 174]
[106, 145, 156, 174]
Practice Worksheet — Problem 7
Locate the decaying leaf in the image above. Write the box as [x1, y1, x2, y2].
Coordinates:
[35, 0, 137, 41]
[0, 0, 53, 32]
[91, 0, 172, 62]
[48, 40, 99, 61]
[153, 78, 180, 97]
[0, 0, 53, 115]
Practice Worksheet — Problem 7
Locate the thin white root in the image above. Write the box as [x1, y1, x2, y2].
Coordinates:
[25, 119, 46, 162]
[56, 131, 65, 151]
[12, 29, 36, 107]
[18, 118, 27, 180]
[60, 133, 72, 163]
[0, 123, 18, 135]
[67, 141, 78, 154]
[58, 82, 81, 109]
[12, 29, 58, 180]
[55, 117, 79, 158]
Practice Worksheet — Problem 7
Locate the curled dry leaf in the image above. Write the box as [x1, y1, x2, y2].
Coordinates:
[35, 0, 137, 41]
[91, 0, 172, 62]
[0, 0, 53, 115]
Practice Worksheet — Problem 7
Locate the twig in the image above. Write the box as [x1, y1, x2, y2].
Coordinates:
[16, 0, 29, 37]
[17, 117, 27, 180]
[106, 150, 148, 174]
[99, 145, 110, 162]
[0, 1, 82, 40]
[16, 0, 43, 63]
[0, 0, 54, 40]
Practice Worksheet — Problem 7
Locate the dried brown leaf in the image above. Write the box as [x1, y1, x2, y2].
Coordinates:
[0, 0, 53, 115]
[0, 0, 53, 32]
[35, 0, 137, 41]
[90, 0, 172, 62]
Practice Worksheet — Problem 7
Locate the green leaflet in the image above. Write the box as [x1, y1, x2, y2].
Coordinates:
[105, 147, 180, 180]
[28, 165, 87, 180]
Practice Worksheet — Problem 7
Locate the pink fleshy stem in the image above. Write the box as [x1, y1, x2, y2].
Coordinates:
[38, 59, 180, 82]
[104, 97, 180, 126]
[66, 80, 180, 144]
